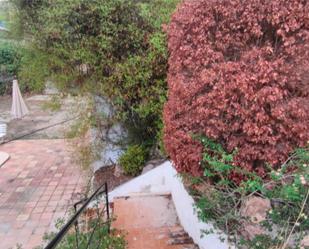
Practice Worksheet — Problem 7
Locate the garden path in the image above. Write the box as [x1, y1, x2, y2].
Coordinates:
[0, 139, 87, 249]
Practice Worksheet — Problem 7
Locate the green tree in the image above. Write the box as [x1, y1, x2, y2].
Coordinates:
[11, 0, 179, 149]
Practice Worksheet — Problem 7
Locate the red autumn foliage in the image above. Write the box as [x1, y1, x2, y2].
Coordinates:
[164, 0, 309, 179]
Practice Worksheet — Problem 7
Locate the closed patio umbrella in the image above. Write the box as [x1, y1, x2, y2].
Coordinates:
[11, 79, 29, 119]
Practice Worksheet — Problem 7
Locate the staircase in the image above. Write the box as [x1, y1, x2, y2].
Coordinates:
[112, 194, 198, 249]
[41, 179, 200, 249]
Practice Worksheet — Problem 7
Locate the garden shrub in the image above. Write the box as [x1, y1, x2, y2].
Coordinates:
[164, 0, 309, 180]
[186, 136, 309, 248]
[0, 1, 23, 40]
[0, 41, 21, 94]
[119, 144, 148, 176]
[0, 41, 47, 94]
[12, 0, 179, 151]
[42, 217, 126, 249]
[17, 48, 50, 93]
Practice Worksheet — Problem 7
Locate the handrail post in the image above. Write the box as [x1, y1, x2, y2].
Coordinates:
[105, 182, 110, 234]
[74, 204, 79, 249]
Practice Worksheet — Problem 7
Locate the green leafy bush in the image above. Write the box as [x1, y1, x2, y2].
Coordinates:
[0, 41, 48, 94]
[40, 217, 126, 249]
[12, 0, 179, 150]
[17, 48, 50, 93]
[119, 145, 148, 176]
[186, 136, 309, 249]
[0, 41, 21, 94]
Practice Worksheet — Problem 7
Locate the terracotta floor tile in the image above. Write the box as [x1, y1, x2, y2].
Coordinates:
[112, 195, 195, 249]
[0, 139, 87, 248]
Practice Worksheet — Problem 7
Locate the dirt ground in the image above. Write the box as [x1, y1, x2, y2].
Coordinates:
[93, 165, 133, 191]
[0, 94, 79, 141]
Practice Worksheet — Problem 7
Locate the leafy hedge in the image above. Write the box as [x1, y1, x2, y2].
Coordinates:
[17, 48, 49, 93]
[164, 0, 309, 181]
[119, 145, 148, 176]
[12, 0, 179, 148]
[0, 41, 21, 94]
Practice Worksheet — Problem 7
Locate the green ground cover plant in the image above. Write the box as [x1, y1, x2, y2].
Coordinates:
[17, 48, 50, 93]
[119, 144, 148, 176]
[184, 136, 309, 249]
[0, 41, 48, 94]
[0, 41, 22, 94]
[38, 217, 126, 249]
[41, 95, 62, 112]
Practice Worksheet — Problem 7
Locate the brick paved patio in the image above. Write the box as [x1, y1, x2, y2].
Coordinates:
[0, 139, 87, 249]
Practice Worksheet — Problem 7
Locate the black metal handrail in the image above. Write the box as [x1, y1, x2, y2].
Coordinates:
[45, 182, 110, 249]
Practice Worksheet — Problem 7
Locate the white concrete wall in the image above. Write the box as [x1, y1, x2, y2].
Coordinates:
[109, 163, 170, 199]
[165, 164, 232, 249]
[108, 161, 232, 249]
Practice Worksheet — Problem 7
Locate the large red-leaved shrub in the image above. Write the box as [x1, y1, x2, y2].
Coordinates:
[164, 0, 309, 179]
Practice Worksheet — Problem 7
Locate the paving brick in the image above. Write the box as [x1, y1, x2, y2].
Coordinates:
[16, 187, 26, 192]
[49, 181, 58, 186]
[41, 213, 54, 220]
[22, 179, 33, 185]
[38, 218, 51, 227]
[38, 200, 49, 206]
[33, 206, 45, 214]
[0, 222, 11, 234]
[44, 206, 57, 213]
[13, 221, 26, 229]
[16, 214, 30, 221]
[0, 139, 87, 248]
[25, 201, 37, 208]
[47, 200, 59, 207]
[30, 213, 42, 221]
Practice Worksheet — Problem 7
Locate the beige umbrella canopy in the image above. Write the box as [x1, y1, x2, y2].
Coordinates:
[11, 79, 29, 119]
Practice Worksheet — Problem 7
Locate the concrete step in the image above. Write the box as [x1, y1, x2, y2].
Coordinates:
[113, 191, 171, 199]
[112, 194, 198, 249]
